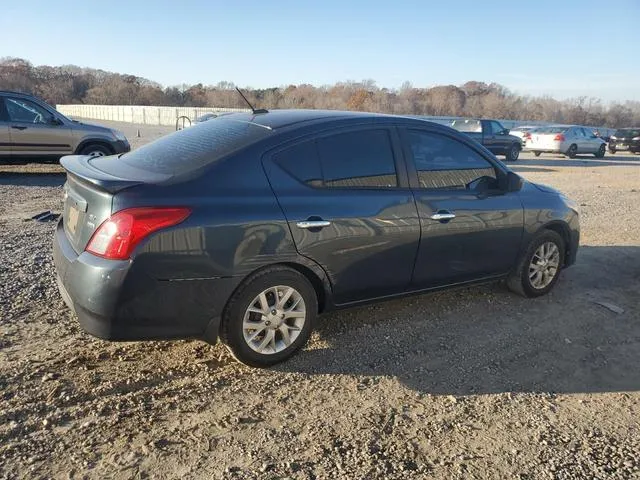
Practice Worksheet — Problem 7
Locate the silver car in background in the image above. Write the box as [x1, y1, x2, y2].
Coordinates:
[524, 125, 606, 158]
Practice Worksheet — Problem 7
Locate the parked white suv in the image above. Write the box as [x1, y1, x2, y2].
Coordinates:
[524, 125, 606, 158]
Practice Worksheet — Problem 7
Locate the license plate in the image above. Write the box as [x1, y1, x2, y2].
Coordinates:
[67, 205, 79, 234]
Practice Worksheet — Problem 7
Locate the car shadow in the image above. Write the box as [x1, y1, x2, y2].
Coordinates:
[279, 245, 640, 396]
[0, 172, 66, 187]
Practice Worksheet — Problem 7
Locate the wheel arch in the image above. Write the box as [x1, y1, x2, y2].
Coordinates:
[74, 139, 115, 155]
[541, 221, 571, 266]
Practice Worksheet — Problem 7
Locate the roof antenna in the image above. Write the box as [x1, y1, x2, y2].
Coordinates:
[235, 87, 268, 114]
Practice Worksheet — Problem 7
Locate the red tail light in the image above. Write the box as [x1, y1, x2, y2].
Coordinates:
[524, 132, 532, 139]
[554, 134, 565, 141]
[86, 207, 191, 260]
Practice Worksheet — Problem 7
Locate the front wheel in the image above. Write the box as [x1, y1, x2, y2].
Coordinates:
[79, 143, 111, 157]
[534, 151, 542, 157]
[507, 230, 565, 298]
[594, 144, 606, 158]
[506, 144, 520, 162]
[220, 266, 317, 367]
[609, 146, 617, 154]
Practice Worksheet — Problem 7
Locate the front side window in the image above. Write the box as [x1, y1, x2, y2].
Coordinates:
[5, 97, 54, 124]
[407, 130, 497, 191]
[316, 130, 397, 188]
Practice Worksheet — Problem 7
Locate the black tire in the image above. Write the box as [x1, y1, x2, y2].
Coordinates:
[220, 266, 317, 367]
[609, 146, 616, 154]
[79, 143, 112, 157]
[505, 143, 520, 162]
[507, 229, 565, 298]
[565, 144, 577, 158]
[594, 144, 606, 158]
[534, 151, 542, 157]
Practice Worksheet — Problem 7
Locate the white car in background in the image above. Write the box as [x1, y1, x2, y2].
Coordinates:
[509, 125, 538, 144]
[524, 125, 606, 158]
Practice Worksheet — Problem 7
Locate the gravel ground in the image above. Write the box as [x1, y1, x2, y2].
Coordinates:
[1, 120, 639, 479]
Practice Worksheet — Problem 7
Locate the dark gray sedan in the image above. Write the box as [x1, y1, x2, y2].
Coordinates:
[53, 110, 579, 367]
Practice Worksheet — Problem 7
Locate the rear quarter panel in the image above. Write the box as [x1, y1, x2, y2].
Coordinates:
[111, 144, 329, 288]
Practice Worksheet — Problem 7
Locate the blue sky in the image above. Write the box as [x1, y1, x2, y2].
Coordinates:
[2, 0, 639, 102]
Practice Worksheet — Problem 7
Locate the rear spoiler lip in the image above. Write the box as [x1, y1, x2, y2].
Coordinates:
[60, 155, 145, 194]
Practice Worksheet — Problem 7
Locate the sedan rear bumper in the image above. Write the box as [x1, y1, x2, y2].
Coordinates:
[53, 219, 236, 343]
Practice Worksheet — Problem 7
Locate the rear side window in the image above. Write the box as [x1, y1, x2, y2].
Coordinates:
[273, 141, 323, 187]
[407, 130, 496, 191]
[316, 130, 397, 188]
[118, 118, 271, 175]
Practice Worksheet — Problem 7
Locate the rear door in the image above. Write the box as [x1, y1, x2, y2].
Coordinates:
[400, 128, 524, 288]
[5, 96, 73, 157]
[0, 98, 10, 157]
[264, 127, 421, 304]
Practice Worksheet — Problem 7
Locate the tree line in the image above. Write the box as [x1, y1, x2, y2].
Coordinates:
[2, 57, 639, 128]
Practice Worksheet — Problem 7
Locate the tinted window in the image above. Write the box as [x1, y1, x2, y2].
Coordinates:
[5, 97, 54, 124]
[119, 118, 271, 175]
[490, 121, 505, 135]
[407, 130, 496, 191]
[274, 141, 323, 187]
[615, 129, 640, 137]
[316, 130, 397, 188]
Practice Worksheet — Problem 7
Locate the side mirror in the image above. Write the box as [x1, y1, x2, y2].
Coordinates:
[502, 129, 510, 135]
[506, 171, 523, 192]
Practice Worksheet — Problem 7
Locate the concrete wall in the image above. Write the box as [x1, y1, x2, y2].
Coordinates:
[56, 104, 250, 127]
[56, 104, 610, 134]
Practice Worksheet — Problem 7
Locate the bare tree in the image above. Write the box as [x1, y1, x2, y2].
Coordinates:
[1, 57, 638, 127]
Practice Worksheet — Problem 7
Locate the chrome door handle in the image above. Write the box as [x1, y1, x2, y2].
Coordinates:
[430, 212, 456, 221]
[296, 220, 331, 229]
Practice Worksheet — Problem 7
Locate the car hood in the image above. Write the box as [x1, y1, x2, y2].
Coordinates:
[529, 181, 562, 195]
[70, 120, 114, 134]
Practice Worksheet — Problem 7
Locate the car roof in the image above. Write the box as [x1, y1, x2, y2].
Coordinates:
[220, 109, 401, 130]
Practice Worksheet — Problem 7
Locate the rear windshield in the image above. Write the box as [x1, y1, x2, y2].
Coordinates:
[118, 118, 271, 175]
[615, 129, 640, 137]
[450, 119, 482, 133]
[533, 126, 567, 134]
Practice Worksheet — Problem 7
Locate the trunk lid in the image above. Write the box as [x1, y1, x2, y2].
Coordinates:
[60, 155, 168, 253]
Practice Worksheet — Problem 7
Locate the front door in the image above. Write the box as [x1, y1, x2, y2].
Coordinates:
[264, 127, 421, 304]
[5, 96, 73, 157]
[401, 128, 524, 288]
[488, 120, 509, 155]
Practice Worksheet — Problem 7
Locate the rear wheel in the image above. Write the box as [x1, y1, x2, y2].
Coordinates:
[79, 143, 111, 157]
[507, 230, 565, 298]
[609, 146, 617, 154]
[505, 143, 520, 162]
[565, 144, 577, 158]
[594, 144, 606, 158]
[220, 266, 317, 367]
[534, 151, 542, 157]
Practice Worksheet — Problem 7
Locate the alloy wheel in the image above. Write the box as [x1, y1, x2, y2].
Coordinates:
[242, 285, 306, 354]
[528, 242, 560, 289]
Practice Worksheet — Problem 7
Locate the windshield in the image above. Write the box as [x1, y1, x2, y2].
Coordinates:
[116, 118, 271, 175]
[450, 119, 482, 133]
[615, 129, 640, 137]
[533, 126, 567, 134]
